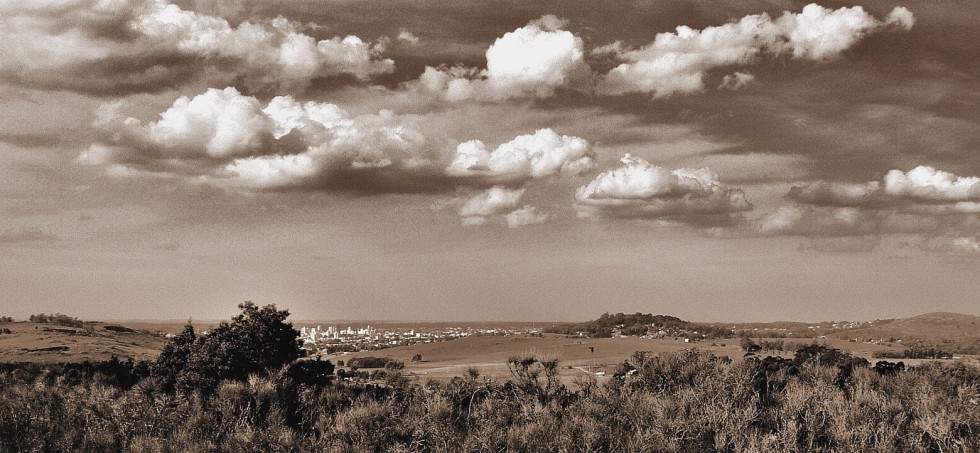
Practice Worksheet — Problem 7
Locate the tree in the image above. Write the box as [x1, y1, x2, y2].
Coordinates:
[285, 358, 335, 386]
[153, 323, 196, 392]
[154, 302, 303, 394]
[740, 336, 761, 353]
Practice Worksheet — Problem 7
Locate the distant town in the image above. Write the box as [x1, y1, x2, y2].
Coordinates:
[293, 324, 544, 354]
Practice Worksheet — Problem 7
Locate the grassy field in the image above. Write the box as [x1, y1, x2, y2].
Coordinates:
[2, 315, 978, 375]
[324, 334, 935, 384]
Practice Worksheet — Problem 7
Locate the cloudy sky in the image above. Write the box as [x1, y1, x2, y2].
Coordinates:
[1, 0, 978, 322]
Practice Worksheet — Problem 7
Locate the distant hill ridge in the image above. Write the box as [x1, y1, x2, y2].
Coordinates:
[908, 312, 979, 321]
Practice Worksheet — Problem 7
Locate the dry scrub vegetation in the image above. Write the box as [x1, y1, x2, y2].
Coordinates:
[0, 305, 978, 452]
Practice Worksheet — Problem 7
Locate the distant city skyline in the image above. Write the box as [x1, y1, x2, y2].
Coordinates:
[1, 1, 978, 322]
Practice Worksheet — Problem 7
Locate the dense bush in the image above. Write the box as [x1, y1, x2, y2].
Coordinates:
[0, 316, 13, 323]
[347, 356, 404, 370]
[874, 345, 954, 359]
[0, 356, 150, 389]
[1, 347, 977, 452]
[28, 313, 84, 328]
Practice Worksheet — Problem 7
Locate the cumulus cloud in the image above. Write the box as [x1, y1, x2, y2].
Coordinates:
[446, 129, 594, 183]
[772, 165, 980, 245]
[596, 4, 914, 97]
[84, 87, 443, 191]
[0, 0, 393, 94]
[397, 30, 420, 45]
[455, 188, 550, 228]
[883, 166, 980, 202]
[415, 15, 590, 102]
[459, 186, 525, 219]
[133, 1, 393, 92]
[506, 206, 550, 228]
[575, 154, 751, 220]
[788, 166, 980, 206]
[83, 89, 595, 193]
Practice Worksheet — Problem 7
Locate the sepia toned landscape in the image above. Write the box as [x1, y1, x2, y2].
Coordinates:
[3, 0, 980, 451]
[0, 305, 978, 451]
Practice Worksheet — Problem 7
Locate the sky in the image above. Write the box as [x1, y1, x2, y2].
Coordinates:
[1, 0, 978, 322]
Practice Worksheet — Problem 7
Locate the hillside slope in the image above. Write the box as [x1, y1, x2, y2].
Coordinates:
[0, 321, 166, 363]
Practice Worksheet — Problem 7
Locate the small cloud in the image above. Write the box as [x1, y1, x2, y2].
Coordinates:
[885, 7, 915, 30]
[459, 186, 524, 219]
[756, 205, 942, 237]
[397, 30, 420, 45]
[153, 241, 181, 251]
[461, 216, 489, 227]
[506, 206, 549, 228]
[800, 236, 881, 254]
[919, 236, 980, 256]
[718, 72, 754, 91]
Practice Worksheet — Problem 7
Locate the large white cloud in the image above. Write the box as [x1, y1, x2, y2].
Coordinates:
[416, 15, 590, 102]
[83, 87, 441, 190]
[768, 165, 980, 242]
[83, 88, 594, 192]
[131, 87, 274, 158]
[0, 0, 393, 94]
[133, 0, 393, 92]
[883, 166, 980, 202]
[596, 4, 914, 97]
[575, 154, 751, 219]
[446, 128, 594, 182]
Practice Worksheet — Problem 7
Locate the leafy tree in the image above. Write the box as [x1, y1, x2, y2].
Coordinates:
[740, 336, 761, 353]
[154, 302, 303, 394]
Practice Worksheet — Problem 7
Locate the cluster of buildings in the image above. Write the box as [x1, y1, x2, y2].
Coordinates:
[299, 325, 377, 342]
[297, 324, 540, 353]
